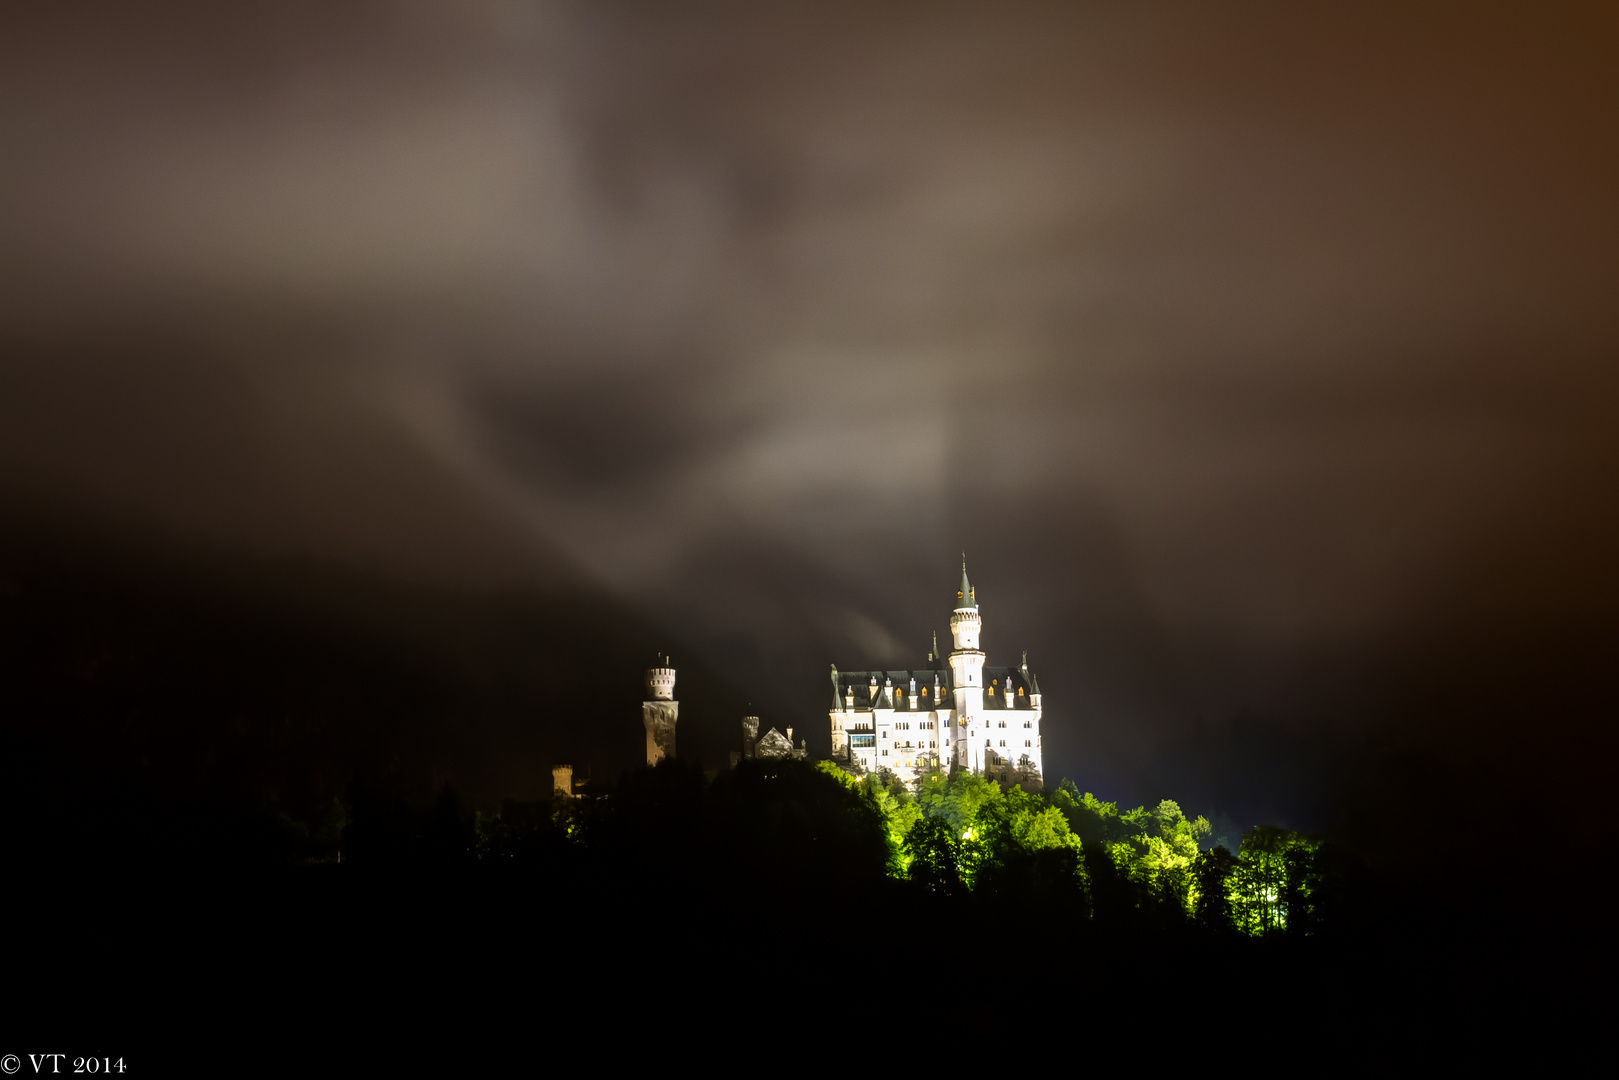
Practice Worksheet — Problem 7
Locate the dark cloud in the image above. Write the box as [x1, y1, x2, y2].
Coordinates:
[1, 2, 1616, 824]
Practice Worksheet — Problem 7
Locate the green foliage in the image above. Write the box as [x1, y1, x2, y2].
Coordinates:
[1002, 785, 1081, 855]
[1192, 845, 1239, 933]
[816, 761, 859, 790]
[903, 816, 963, 895]
[1052, 781, 1140, 847]
[901, 773, 1085, 893]
[919, 771, 1003, 837]
[1051, 788, 1212, 911]
[860, 774, 922, 874]
[278, 760, 1357, 942]
[1228, 825, 1322, 936]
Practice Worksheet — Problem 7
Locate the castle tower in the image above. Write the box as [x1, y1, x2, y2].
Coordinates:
[642, 654, 678, 766]
[949, 557, 987, 774]
[828, 664, 847, 761]
[552, 764, 574, 797]
[741, 714, 760, 759]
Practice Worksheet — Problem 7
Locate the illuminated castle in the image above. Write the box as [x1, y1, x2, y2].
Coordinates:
[828, 561, 1044, 790]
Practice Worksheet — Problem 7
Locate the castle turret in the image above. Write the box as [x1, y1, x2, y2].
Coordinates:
[828, 663, 848, 762]
[742, 714, 760, 759]
[950, 558, 982, 651]
[642, 654, 678, 766]
[646, 659, 676, 702]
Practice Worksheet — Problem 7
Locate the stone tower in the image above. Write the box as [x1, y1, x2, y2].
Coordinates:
[642, 654, 678, 766]
[949, 557, 987, 774]
[551, 765, 574, 797]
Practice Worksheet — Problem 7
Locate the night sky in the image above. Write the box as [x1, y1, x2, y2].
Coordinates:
[2, 3, 1615, 848]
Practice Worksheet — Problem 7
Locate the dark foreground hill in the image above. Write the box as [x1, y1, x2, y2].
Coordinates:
[8, 757, 1606, 1070]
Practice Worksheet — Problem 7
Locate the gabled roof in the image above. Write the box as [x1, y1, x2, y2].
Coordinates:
[755, 728, 795, 758]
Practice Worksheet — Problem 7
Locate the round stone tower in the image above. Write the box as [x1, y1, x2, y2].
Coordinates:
[949, 558, 987, 772]
[642, 654, 679, 766]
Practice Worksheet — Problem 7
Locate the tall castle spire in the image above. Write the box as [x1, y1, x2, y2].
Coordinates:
[957, 554, 976, 610]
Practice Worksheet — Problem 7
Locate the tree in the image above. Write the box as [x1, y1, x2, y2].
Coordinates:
[1230, 825, 1320, 935]
[903, 817, 964, 896]
[1193, 845, 1239, 934]
[920, 772, 1003, 837]
[860, 775, 922, 874]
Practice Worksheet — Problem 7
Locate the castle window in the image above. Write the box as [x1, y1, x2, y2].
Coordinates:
[1018, 687, 1024, 696]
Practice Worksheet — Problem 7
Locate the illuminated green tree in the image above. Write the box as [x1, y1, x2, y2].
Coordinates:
[903, 816, 964, 895]
[1229, 826, 1320, 935]
[861, 776, 922, 874]
[1000, 785, 1082, 855]
[1193, 845, 1239, 933]
[920, 772, 1004, 836]
[1053, 781, 1123, 846]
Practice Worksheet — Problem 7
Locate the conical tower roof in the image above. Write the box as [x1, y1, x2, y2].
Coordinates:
[956, 555, 977, 610]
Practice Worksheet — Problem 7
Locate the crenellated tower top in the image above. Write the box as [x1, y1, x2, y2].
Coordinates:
[645, 654, 676, 701]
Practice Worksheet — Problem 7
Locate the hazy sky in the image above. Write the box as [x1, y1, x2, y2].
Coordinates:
[3, 2, 1615, 815]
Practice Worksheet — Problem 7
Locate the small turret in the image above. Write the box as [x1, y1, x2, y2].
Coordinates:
[645, 654, 676, 701]
[950, 557, 983, 651]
